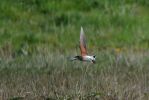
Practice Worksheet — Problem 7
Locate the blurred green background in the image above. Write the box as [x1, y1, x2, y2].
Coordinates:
[0, 0, 149, 99]
[0, 0, 149, 55]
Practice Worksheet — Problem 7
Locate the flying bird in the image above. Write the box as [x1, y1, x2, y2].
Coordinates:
[70, 27, 96, 63]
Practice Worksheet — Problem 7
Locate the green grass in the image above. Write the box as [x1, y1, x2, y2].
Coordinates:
[0, 0, 149, 50]
[0, 0, 149, 99]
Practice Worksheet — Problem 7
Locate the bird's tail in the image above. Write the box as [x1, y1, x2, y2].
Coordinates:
[67, 56, 77, 61]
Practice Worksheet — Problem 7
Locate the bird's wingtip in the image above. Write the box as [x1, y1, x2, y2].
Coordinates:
[80, 26, 84, 34]
[81, 26, 83, 30]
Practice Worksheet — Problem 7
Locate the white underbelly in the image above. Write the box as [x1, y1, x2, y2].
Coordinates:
[83, 56, 92, 61]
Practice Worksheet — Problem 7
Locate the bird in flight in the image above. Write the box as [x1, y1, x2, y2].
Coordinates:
[70, 27, 96, 63]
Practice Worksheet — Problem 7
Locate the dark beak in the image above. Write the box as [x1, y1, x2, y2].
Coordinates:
[92, 60, 96, 64]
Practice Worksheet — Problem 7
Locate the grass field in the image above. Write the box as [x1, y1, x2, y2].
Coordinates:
[0, 0, 149, 99]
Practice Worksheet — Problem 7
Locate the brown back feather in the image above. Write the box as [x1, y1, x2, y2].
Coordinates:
[80, 27, 87, 56]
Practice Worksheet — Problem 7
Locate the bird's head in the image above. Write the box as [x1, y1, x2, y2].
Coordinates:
[91, 55, 96, 63]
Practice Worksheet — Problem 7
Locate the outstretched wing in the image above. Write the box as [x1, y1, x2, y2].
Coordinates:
[80, 27, 87, 56]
